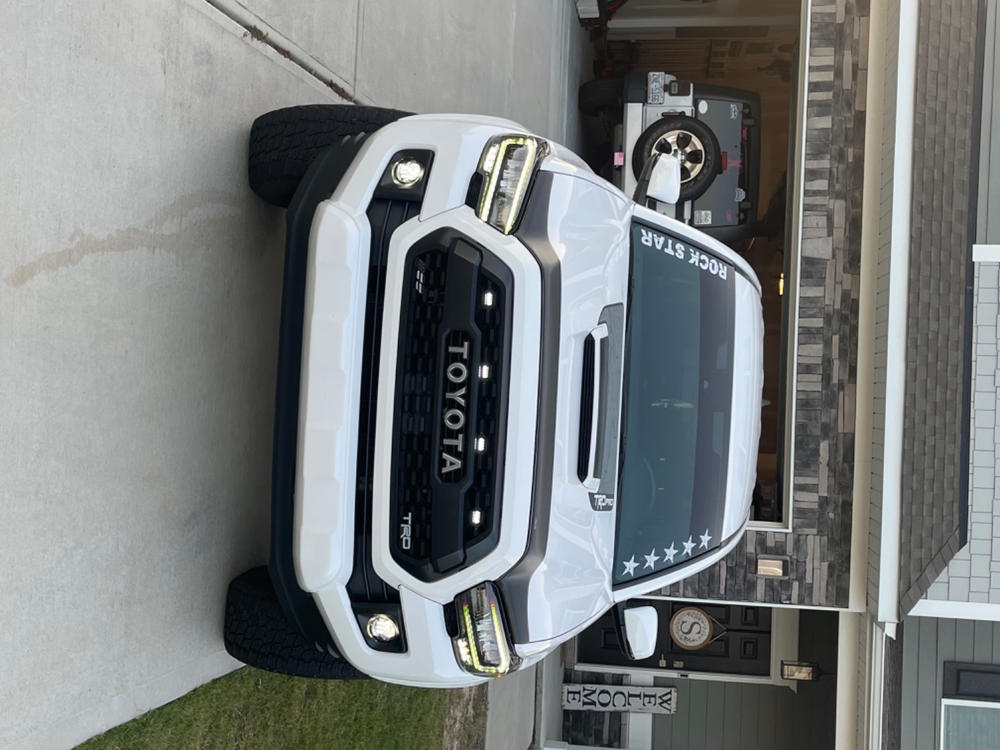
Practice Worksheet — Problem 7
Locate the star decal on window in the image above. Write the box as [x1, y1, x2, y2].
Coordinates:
[663, 543, 677, 563]
[682, 536, 695, 557]
[643, 548, 660, 570]
[699, 529, 712, 549]
[622, 555, 638, 577]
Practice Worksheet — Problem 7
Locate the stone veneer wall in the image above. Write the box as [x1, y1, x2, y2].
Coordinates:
[659, 0, 869, 608]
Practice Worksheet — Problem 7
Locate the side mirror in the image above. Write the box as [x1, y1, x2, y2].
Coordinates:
[612, 603, 658, 660]
[632, 151, 682, 206]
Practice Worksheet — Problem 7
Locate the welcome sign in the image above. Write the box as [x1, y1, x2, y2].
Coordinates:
[561, 683, 678, 715]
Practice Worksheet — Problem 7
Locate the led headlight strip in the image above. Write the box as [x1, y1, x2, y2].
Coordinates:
[474, 135, 547, 235]
[451, 582, 519, 677]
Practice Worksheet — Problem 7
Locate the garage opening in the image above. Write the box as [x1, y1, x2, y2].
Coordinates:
[577, 0, 805, 527]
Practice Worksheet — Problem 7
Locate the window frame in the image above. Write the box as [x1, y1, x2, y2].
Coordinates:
[939, 699, 1000, 750]
[939, 662, 1000, 749]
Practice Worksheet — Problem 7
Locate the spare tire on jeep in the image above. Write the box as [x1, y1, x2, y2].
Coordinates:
[631, 114, 722, 202]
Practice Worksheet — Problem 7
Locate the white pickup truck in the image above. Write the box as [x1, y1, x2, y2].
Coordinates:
[223, 105, 763, 688]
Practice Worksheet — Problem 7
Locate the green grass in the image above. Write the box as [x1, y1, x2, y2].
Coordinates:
[77, 667, 463, 750]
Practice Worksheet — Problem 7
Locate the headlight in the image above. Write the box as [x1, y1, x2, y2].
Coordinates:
[451, 582, 521, 677]
[473, 135, 547, 234]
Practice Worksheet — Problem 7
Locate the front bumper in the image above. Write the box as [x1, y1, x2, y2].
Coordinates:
[269, 116, 544, 687]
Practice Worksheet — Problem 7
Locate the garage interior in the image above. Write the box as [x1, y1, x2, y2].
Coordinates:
[581, 0, 803, 525]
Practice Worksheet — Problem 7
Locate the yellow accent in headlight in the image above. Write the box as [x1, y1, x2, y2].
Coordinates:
[459, 599, 512, 677]
[456, 636, 473, 666]
[475, 135, 544, 235]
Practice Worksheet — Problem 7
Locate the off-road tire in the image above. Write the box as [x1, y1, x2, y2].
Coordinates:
[248, 104, 412, 207]
[223, 566, 365, 679]
[631, 114, 722, 202]
[578, 78, 623, 117]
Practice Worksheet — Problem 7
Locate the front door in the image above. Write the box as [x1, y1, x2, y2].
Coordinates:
[576, 600, 772, 676]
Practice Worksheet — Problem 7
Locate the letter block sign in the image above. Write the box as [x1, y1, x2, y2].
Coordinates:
[561, 683, 677, 715]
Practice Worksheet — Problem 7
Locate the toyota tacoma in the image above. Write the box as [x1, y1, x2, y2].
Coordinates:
[223, 105, 764, 687]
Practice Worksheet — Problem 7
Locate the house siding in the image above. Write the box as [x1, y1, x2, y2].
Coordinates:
[650, 610, 838, 749]
[922, 0, 1000, 610]
[881, 620, 904, 750]
[896, 0, 981, 617]
[651, 680, 816, 750]
[659, 0, 869, 609]
[925, 263, 1000, 606]
[897, 617, 1000, 750]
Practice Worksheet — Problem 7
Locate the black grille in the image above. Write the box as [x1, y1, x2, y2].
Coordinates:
[468, 272, 505, 545]
[391, 231, 513, 580]
[396, 248, 448, 562]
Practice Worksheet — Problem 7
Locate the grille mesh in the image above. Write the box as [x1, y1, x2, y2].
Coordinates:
[392, 242, 510, 577]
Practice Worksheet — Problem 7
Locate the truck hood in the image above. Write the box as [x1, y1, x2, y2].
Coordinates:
[498, 164, 630, 646]
[504, 165, 762, 646]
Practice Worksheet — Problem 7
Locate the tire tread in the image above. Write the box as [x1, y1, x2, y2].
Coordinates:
[248, 105, 412, 206]
[223, 567, 366, 680]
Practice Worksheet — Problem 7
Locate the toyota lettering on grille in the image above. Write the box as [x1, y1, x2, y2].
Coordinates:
[439, 334, 471, 479]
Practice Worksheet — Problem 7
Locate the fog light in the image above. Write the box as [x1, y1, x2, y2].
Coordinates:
[366, 613, 400, 642]
[391, 158, 425, 187]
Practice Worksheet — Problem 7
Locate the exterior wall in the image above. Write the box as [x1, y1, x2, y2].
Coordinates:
[895, 0, 980, 615]
[898, 616, 1000, 750]
[881, 622, 904, 750]
[650, 680, 831, 750]
[650, 610, 837, 749]
[921, 0, 1000, 611]
[925, 264, 1000, 605]
[660, 0, 869, 608]
[562, 670, 626, 749]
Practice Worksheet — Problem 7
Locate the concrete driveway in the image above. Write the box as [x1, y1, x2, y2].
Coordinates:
[0, 3, 588, 747]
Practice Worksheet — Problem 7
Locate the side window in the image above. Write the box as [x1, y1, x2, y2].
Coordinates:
[941, 663, 1000, 749]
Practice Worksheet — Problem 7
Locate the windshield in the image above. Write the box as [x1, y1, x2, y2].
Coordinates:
[613, 222, 736, 586]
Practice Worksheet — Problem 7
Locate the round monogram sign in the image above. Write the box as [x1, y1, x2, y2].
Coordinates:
[668, 607, 713, 650]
